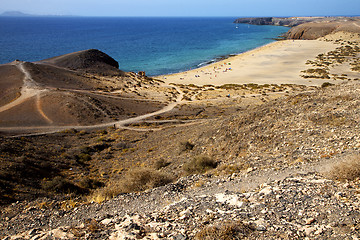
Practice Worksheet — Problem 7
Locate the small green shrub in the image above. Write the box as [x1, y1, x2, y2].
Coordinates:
[183, 155, 218, 174]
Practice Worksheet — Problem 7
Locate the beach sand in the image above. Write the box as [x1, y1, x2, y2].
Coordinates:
[157, 39, 339, 86]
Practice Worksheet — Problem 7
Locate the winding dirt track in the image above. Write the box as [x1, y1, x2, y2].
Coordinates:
[0, 64, 185, 137]
[36, 93, 53, 124]
[0, 63, 47, 113]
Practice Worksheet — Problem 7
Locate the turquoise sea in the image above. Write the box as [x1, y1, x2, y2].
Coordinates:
[0, 17, 289, 76]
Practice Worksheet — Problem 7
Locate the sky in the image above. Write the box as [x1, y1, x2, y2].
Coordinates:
[0, 0, 359, 17]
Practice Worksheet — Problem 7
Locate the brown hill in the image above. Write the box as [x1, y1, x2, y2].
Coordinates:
[38, 49, 125, 76]
[285, 18, 360, 40]
[0, 50, 169, 129]
[0, 64, 23, 107]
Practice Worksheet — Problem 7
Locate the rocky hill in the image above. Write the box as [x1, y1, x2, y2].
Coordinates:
[38, 49, 123, 75]
[233, 17, 324, 27]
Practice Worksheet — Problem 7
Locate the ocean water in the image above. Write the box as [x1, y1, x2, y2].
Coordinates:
[0, 17, 288, 76]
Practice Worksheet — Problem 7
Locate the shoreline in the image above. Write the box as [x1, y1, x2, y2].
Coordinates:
[154, 40, 280, 75]
[155, 38, 340, 87]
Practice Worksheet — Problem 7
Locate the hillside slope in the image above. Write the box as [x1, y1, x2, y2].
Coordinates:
[0, 50, 170, 129]
[1, 80, 360, 239]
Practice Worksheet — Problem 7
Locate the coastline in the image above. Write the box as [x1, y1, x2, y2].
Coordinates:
[156, 39, 339, 86]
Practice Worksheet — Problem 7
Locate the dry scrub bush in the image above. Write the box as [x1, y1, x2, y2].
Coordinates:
[41, 176, 83, 194]
[321, 82, 334, 88]
[183, 155, 218, 174]
[195, 221, 253, 240]
[89, 168, 173, 203]
[216, 163, 250, 175]
[328, 155, 360, 181]
[179, 141, 195, 152]
[154, 159, 171, 170]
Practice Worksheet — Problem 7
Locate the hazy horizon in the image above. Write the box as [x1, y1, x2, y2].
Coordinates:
[0, 0, 359, 17]
[1, 11, 359, 18]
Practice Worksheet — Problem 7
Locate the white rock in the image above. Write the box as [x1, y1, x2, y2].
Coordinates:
[50, 228, 74, 239]
[309, 179, 332, 184]
[101, 218, 113, 225]
[246, 167, 254, 173]
[260, 186, 273, 195]
[305, 217, 316, 225]
[253, 219, 268, 231]
[301, 226, 316, 236]
[215, 193, 244, 207]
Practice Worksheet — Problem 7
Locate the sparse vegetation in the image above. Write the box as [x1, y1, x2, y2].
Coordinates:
[321, 82, 334, 88]
[183, 155, 218, 174]
[75, 153, 91, 164]
[89, 168, 174, 203]
[217, 84, 244, 90]
[301, 68, 330, 79]
[328, 155, 360, 181]
[179, 140, 195, 152]
[195, 221, 253, 240]
[41, 176, 83, 194]
[217, 163, 250, 175]
[154, 159, 171, 170]
[79, 177, 104, 190]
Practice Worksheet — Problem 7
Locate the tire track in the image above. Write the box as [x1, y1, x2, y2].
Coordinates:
[36, 93, 53, 124]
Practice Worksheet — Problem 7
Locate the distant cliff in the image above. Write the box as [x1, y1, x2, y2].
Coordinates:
[234, 17, 360, 40]
[0, 11, 32, 17]
[233, 17, 323, 27]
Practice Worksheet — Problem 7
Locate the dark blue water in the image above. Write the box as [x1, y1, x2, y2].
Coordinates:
[0, 17, 288, 76]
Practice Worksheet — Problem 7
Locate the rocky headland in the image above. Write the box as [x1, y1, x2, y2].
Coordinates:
[234, 16, 360, 40]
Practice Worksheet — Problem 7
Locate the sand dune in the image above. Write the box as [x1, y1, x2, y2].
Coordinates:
[158, 39, 340, 86]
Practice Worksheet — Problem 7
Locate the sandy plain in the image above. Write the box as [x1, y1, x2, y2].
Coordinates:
[157, 39, 340, 86]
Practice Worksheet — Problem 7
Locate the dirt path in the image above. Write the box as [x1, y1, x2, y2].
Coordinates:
[353, 22, 360, 28]
[0, 84, 186, 137]
[36, 93, 53, 124]
[113, 85, 184, 128]
[0, 63, 47, 113]
[0, 62, 187, 136]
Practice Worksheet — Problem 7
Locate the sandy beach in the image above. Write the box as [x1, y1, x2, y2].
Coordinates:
[157, 39, 339, 86]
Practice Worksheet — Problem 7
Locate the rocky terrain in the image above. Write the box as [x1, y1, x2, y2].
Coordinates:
[1, 18, 360, 239]
[1, 79, 360, 239]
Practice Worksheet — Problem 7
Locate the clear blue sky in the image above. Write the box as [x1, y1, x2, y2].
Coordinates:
[1, 0, 359, 17]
